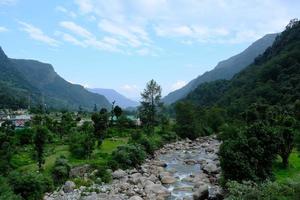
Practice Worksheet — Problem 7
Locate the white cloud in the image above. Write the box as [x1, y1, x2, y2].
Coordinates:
[73, 0, 298, 45]
[0, 0, 17, 5]
[60, 21, 92, 39]
[60, 32, 86, 47]
[0, 26, 8, 32]
[56, 6, 77, 18]
[98, 19, 150, 48]
[18, 21, 59, 47]
[171, 80, 187, 91]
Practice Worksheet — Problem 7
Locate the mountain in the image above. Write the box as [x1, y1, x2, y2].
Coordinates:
[163, 33, 277, 104]
[88, 88, 139, 108]
[0, 47, 110, 110]
[183, 20, 300, 111]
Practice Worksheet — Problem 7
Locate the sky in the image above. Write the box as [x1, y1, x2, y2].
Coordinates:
[0, 0, 299, 100]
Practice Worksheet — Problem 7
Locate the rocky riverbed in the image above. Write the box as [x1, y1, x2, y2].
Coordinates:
[44, 136, 222, 200]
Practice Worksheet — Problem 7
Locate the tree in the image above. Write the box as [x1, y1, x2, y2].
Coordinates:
[114, 105, 123, 120]
[138, 79, 163, 131]
[91, 108, 109, 146]
[69, 131, 95, 158]
[175, 101, 201, 140]
[219, 122, 278, 182]
[93, 104, 98, 112]
[33, 126, 48, 170]
[276, 115, 296, 168]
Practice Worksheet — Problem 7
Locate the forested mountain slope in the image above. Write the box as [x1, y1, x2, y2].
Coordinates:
[163, 33, 277, 104]
[0, 48, 110, 110]
[184, 20, 300, 113]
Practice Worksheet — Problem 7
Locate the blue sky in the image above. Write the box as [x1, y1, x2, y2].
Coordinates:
[0, 0, 299, 100]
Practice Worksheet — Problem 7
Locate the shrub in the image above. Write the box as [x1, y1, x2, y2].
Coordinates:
[15, 128, 34, 145]
[219, 122, 278, 183]
[225, 180, 300, 200]
[52, 156, 71, 185]
[110, 144, 146, 169]
[8, 171, 53, 200]
[0, 176, 21, 200]
[69, 131, 95, 159]
[130, 132, 155, 155]
[90, 165, 112, 183]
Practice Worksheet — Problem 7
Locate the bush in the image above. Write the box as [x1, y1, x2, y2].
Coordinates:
[130, 132, 155, 155]
[219, 122, 278, 183]
[225, 180, 300, 200]
[8, 171, 53, 200]
[69, 131, 95, 159]
[52, 156, 71, 185]
[110, 144, 146, 169]
[0, 176, 21, 200]
[15, 128, 34, 145]
[90, 165, 112, 183]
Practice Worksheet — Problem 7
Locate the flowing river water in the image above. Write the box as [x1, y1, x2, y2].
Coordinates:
[158, 138, 221, 199]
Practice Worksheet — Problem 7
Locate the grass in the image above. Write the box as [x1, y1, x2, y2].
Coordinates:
[14, 137, 128, 175]
[274, 150, 300, 182]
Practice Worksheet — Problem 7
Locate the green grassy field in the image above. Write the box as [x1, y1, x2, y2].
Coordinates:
[13, 137, 128, 175]
[274, 150, 300, 182]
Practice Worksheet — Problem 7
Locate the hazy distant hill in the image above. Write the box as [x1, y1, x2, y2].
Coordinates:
[162, 33, 277, 104]
[0, 47, 110, 110]
[88, 88, 139, 108]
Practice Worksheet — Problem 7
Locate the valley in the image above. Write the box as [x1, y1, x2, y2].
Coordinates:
[0, 2, 300, 200]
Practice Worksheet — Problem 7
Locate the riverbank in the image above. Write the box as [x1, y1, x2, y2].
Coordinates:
[44, 136, 222, 200]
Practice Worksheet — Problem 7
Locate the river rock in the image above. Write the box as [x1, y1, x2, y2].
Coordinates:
[112, 169, 127, 179]
[129, 196, 143, 200]
[152, 160, 167, 167]
[161, 176, 177, 184]
[145, 184, 171, 198]
[63, 181, 76, 193]
[184, 159, 197, 165]
[193, 182, 209, 200]
[203, 163, 219, 174]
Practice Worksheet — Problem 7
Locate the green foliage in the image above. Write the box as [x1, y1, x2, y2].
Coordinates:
[225, 180, 300, 200]
[138, 79, 163, 130]
[130, 131, 155, 155]
[109, 144, 146, 169]
[51, 156, 71, 185]
[15, 128, 34, 145]
[69, 131, 95, 159]
[90, 165, 112, 183]
[175, 101, 202, 140]
[8, 171, 53, 200]
[33, 126, 49, 170]
[91, 109, 109, 146]
[0, 130, 14, 175]
[219, 122, 278, 183]
[0, 176, 21, 200]
[113, 105, 123, 119]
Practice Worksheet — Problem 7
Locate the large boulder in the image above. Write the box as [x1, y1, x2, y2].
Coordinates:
[112, 169, 127, 179]
[63, 181, 76, 193]
[193, 182, 209, 200]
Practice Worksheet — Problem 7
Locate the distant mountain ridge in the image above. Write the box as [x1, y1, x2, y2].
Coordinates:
[162, 33, 278, 104]
[88, 88, 139, 108]
[0, 47, 110, 110]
